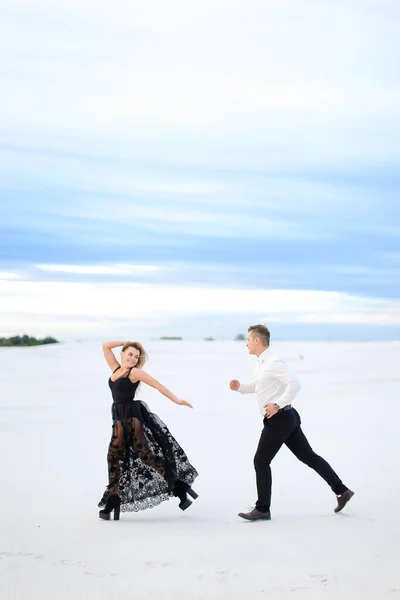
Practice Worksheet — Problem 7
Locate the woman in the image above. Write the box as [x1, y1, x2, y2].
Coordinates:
[98, 340, 198, 520]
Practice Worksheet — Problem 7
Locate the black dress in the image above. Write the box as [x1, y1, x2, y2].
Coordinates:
[98, 367, 198, 512]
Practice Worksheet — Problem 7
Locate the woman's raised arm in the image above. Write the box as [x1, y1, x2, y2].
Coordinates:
[102, 341, 126, 371]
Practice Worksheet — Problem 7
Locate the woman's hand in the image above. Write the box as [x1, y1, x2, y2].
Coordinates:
[176, 399, 193, 409]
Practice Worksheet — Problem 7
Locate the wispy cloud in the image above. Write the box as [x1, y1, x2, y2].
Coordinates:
[36, 264, 170, 276]
[1, 278, 399, 324]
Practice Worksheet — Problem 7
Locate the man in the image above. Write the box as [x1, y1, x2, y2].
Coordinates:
[230, 324, 354, 521]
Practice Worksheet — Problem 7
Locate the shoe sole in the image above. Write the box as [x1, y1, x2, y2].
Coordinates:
[238, 513, 271, 521]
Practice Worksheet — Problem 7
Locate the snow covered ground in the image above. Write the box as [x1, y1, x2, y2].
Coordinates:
[1, 340, 399, 599]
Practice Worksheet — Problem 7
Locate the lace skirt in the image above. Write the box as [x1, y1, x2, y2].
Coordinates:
[98, 400, 198, 512]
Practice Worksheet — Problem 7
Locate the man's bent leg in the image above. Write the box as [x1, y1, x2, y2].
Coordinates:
[285, 411, 347, 495]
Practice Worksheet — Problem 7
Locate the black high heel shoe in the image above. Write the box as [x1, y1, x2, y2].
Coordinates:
[173, 481, 199, 511]
[99, 494, 121, 520]
[187, 487, 198, 500]
[98, 488, 110, 508]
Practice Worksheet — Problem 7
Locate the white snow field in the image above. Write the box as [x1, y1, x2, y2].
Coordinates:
[1, 340, 399, 599]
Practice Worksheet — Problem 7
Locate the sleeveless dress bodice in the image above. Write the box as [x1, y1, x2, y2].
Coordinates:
[109, 373, 140, 404]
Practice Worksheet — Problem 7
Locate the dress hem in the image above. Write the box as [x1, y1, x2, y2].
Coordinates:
[121, 493, 172, 512]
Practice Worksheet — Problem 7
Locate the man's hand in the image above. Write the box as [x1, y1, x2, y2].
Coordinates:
[264, 403, 279, 419]
[230, 379, 240, 391]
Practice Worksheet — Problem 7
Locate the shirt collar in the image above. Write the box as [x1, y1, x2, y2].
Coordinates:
[257, 348, 269, 363]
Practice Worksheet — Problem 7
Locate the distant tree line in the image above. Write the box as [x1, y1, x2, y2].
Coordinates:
[0, 335, 59, 347]
[203, 335, 245, 341]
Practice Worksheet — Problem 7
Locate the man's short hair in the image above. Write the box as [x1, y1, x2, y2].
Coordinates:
[248, 324, 270, 346]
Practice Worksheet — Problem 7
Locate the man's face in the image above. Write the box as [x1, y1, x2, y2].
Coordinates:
[246, 332, 257, 354]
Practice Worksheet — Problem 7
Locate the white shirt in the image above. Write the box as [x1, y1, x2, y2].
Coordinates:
[238, 349, 301, 417]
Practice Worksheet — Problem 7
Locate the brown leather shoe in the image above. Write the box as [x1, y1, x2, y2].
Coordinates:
[238, 508, 271, 521]
[334, 489, 354, 513]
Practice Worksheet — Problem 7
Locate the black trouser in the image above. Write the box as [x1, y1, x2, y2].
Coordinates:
[254, 408, 347, 512]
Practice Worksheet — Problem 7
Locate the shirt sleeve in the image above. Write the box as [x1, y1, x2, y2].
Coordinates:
[271, 359, 301, 408]
[238, 381, 257, 394]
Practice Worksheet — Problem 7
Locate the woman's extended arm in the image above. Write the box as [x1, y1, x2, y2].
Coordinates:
[102, 341, 126, 371]
[130, 368, 193, 408]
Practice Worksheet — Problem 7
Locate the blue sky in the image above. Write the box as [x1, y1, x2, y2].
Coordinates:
[0, 0, 399, 340]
